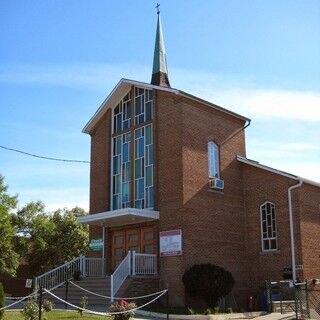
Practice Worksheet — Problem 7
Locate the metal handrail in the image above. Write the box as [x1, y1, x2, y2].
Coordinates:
[34, 256, 105, 291]
[110, 252, 131, 302]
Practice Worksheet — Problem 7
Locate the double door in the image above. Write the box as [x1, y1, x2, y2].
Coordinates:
[111, 227, 155, 271]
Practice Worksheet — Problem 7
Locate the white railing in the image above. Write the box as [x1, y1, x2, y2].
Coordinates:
[133, 252, 157, 275]
[35, 256, 83, 291]
[110, 252, 131, 301]
[85, 258, 104, 277]
[34, 256, 105, 290]
[110, 251, 157, 301]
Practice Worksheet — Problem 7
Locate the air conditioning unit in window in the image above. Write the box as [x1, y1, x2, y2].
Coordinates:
[209, 178, 224, 190]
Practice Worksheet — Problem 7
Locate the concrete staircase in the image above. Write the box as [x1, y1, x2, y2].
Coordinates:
[51, 276, 111, 307]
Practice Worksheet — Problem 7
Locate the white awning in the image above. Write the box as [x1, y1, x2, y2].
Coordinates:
[77, 208, 159, 227]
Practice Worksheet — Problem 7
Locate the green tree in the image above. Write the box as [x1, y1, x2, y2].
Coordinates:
[0, 175, 19, 277]
[20, 206, 89, 277]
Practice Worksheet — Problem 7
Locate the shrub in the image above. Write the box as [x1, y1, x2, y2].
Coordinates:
[0, 283, 5, 320]
[182, 263, 235, 308]
[109, 300, 136, 320]
[42, 299, 54, 312]
[73, 270, 82, 281]
[21, 299, 39, 320]
[78, 295, 88, 317]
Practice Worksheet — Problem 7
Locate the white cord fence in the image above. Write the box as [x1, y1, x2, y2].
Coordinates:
[0, 291, 38, 311]
[44, 288, 167, 316]
[0, 285, 168, 318]
[69, 280, 166, 300]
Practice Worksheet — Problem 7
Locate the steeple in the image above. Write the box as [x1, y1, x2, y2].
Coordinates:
[151, 4, 170, 87]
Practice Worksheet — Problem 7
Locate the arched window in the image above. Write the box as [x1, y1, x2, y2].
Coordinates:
[208, 141, 220, 178]
[260, 201, 277, 251]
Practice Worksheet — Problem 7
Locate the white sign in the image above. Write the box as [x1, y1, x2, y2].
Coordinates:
[25, 279, 32, 288]
[160, 229, 182, 257]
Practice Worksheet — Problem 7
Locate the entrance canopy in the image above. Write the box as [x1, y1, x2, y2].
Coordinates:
[77, 208, 159, 227]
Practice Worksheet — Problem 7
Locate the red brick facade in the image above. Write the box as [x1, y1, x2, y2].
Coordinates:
[86, 81, 320, 307]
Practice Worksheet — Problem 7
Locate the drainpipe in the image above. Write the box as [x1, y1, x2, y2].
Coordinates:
[288, 179, 303, 282]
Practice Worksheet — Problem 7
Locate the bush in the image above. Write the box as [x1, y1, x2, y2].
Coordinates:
[42, 299, 54, 312]
[78, 295, 88, 317]
[109, 300, 136, 320]
[0, 283, 5, 320]
[21, 299, 39, 320]
[182, 264, 235, 308]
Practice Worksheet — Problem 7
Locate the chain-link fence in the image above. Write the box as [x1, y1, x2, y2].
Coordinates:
[307, 283, 320, 320]
[266, 280, 320, 319]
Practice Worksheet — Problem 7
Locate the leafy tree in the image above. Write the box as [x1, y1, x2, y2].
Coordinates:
[182, 264, 235, 308]
[0, 175, 19, 277]
[20, 206, 89, 276]
[0, 174, 89, 278]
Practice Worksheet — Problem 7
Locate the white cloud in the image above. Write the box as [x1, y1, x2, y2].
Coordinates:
[2, 63, 320, 122]
[172, 74, 320, 122]
[17, 187, 89, 212]
[0, 63, 150, 92]
[279, 143, 320, 152]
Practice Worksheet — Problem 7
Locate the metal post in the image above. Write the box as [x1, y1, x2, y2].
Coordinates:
[65, 280, 69, 310]
[305, 281, 310, 319]
[83, 256, 86, 277]
[294, 283, 299, 319]
[38, 285, 43, 320]
[102, 226, 105, 276]
[166, 289, 169, 320]
[80, 256, 83, 275]
[110, 274, 114, 303]
[132, 250, 136, 275]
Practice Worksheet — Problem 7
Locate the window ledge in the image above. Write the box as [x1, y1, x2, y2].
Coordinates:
[260, 250, 280, 256]
[207, 188, 224, 195]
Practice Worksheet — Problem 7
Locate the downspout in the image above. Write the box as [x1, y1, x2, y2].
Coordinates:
[288, 179, 303, 282]
[221, 119, 251, 146]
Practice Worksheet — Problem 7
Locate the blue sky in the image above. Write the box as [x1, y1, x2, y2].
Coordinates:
[0, 0, 319, 211]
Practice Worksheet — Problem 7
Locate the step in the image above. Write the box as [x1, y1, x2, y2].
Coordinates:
[49, 277, 112, 306]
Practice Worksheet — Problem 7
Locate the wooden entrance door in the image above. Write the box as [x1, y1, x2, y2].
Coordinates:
[126, 229, 140, 253]
[111, 231, 125, 270]
[141, 227, 155, 254]
[111, 227, 155, 271]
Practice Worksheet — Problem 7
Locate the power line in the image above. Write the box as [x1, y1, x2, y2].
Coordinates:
[0, 145, 90, 163]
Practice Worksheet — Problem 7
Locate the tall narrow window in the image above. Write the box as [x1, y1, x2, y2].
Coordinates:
[208, 141, 219, 178]
[111, 87, 154, 210]
[260, 202, 277, 251]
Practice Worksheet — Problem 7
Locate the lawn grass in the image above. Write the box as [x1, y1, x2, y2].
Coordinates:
[3, 311, 113, 319]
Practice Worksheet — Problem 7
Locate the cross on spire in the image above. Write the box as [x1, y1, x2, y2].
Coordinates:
[151, 3, 170, 87]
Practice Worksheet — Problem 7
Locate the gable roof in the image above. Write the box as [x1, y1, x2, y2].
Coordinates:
[237, 155, 320, 188]
[82, 78, 250, 134]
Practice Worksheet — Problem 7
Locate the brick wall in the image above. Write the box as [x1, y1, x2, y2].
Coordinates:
[241, 164, 304, 291]
[155, 91, 185, 306]
[298, 184, 320, 279]
[155, 91, 250, 306]
[88, 110, 111, 256]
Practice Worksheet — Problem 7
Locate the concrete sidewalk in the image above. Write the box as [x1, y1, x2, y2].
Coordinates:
[133, 312, 296, 320]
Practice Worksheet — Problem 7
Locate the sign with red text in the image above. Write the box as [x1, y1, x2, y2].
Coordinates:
[160, 229, 182, 257]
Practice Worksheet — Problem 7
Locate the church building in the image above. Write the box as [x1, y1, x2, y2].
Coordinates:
[78, 10, 320, 307]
